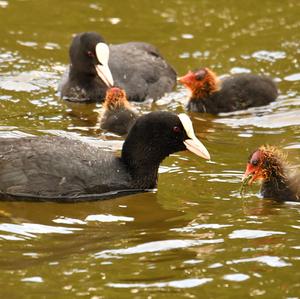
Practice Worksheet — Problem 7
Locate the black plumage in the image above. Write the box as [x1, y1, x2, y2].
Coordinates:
[0, 111, 210, 201]
[59, 32, 177, 103]
[179, 68, 278, 114]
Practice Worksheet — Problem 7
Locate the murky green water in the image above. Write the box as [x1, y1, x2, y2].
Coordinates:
[0, 0, 300, 298]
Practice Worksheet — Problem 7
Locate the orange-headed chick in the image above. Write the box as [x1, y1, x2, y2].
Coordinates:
[178, 67, 278, 114]
[100, 87, 138, 135]
[243, 145, 299, 202]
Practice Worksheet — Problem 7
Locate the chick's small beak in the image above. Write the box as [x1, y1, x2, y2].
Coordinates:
[242, 164, 257, 185]
[178, 71, 194, 86]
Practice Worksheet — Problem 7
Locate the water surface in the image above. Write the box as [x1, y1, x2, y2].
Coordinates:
[0, 0, 300, 298]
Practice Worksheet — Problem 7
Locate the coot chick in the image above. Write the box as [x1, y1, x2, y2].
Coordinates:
[0, 111, 210, 201]
[59, 32, 177, 103]
[242, 145, 299, 202]
[99, 87, 138, 135]
[178, 68, 278, 114]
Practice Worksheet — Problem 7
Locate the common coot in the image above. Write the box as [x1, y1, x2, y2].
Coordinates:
[99, 87, 138, 135]
[242, 145, 299, 202]
[0, 111, 210, 201]
[178, 67, 278, 114]
[59, 32, 177, 103]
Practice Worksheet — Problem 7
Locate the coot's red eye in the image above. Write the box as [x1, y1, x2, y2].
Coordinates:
[173, 126, 181, 133]
[87, 51, 95, 57]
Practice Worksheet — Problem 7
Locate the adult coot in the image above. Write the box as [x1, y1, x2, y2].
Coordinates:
[99, 87, 138, 135]
[0, 111, 210, 201]
[178, 67, 278, 114]
[242, 145, 299, 202]
[58, 32, 177, 103]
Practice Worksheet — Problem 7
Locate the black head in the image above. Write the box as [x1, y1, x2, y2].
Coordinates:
[121, 111, 210, 175]
[69, 32, 114, 87]
[70, 32, 104, 72]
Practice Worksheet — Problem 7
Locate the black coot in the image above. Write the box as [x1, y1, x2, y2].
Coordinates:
[99, 87, 138, 135]
[178, 67, 278, 114]
[0, 111, 210, 201]
[58, 32, 177, 103]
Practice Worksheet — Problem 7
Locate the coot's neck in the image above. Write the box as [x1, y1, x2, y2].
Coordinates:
[261, 168, 295, 202]
[69, 65, 97, 82]
[69, 65, 107, 101]
[121, 138, 167, 189]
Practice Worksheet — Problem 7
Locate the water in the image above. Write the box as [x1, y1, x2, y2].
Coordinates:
[0, 0, 300, 298]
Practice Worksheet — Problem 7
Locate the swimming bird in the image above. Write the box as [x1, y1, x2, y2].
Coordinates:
[99, 87, 138, 135]
[178, 67, 278, 114]
[0, 111, 210, 201]
[242, 145, 299, 202]
[59, 32, 177, 103]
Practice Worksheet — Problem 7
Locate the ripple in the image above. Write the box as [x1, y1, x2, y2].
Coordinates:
[229, 229, 285, 239]
[208, 263, 223, 269]
[21, 276, 44, 283]
[291, 246, 300, 250]
[179, 52, 190, 59]
[252, 50, 286, 62]
[171, 223, 232, 233]
[44, 42, 60, 50]
[107, 278, 212, 289]
[85, 214, 134, 222]
[230, 67, 251, 74]
[0, 51, 18, 66]
[158, 165, 181, 174]
[95, 239, 224, 259]
[0, 71, 58, 92]
[0, 80, 39, 92]
[0, 1, 8, 8]
[284, 73, 300, 81]
[108, 18, 121, 25]
[228, 256, 291, 268]
[216, 110, 300, 128]
[183, 259, 203, 265]
[223, 273, 250, 281]
[89, 3, 102, 11]
[0, 234, 23, 241]
[0, 223, 82, 240]
[291, 225, 300, 230]
[53, 217, 86, 225]
[181, 33, 194, 39]
[238, 133, 253, 137]
[204, 172, 241, 183]
[285, 143, 300, 150]
[17, 41, 38, 48]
